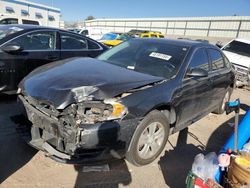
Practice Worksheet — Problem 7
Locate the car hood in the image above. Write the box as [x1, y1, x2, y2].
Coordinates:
[223, 50, 250, 68]
[20, 57, 164, 109]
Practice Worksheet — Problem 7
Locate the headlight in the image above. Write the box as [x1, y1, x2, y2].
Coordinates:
[104, 100, 128, 120]
[74, 100, 128, 124]
[71, 86, 98, 102]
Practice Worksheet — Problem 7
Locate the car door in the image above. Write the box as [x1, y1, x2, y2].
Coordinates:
[59, 31, 99, 59]
[0, 30, 59, 91]
[174, 48, 213, 129]
[207, 48, 232, 108]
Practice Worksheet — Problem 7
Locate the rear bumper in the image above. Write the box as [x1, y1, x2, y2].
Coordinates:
[19, 95, 140, 164]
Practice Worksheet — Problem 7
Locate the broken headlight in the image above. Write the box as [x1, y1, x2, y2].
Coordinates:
[71, 86, 98, 102]
[104, 100, 128, 120]
[74, 100, 128, 124]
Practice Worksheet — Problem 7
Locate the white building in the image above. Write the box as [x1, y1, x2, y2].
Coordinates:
[85, 16, 250, 39]
[0, 0, 61, 27]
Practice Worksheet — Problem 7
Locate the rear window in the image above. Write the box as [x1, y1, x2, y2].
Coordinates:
[223, 40, 250, 57]
[22, 20, 39, 25]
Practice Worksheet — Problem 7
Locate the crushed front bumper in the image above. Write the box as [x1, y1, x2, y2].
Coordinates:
[233, 63, 250, 86]
[19, 95, 140, 164]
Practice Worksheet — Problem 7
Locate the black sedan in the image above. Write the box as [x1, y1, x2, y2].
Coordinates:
[18, 38, 235, 166]
[0, 25, 108, 93]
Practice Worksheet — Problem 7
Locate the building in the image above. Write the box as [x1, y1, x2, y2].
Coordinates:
[85, 16, 250, 42]
[0, 0, 61, 27]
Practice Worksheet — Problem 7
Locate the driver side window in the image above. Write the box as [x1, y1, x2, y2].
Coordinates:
[188, 48, 209, 71]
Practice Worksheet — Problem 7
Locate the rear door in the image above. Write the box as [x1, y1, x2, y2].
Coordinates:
[0, 30, 59, 91]
[207, 48, 232, 108]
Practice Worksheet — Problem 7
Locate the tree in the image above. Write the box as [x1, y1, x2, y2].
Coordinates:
[85, 15, 95, 21]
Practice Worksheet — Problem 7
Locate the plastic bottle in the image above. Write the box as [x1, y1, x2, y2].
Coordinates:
[203, 152, 219, 181]
[192, 153, 205, 179]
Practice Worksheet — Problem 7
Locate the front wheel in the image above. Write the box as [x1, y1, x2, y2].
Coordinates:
[126, 110, 170, 166]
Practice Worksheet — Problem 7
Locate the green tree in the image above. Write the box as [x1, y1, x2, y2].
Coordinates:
[85, 15, 95, 21]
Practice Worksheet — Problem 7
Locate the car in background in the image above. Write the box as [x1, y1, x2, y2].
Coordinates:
[101, 33, 134, 47]
[221, 38, 250, 86]
[140, 31, 164, 38]
[19, 38, 235, 166]
[127, 29, 150, 37]
[0, 16, 40, 25]
[99, 32, 122, 42]
[79, 27, 111, 40]
[0, 24, 108, 93]
[67, 28, 81, 33]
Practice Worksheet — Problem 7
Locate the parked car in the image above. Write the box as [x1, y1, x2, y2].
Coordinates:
[18, 38, 235, 166]
[99, 32, 122, 43]
[79, 27, 111, 40]
[0, 24, 108, 93]
[0, 16, 40, 25]
[67, 28, 81, 33]
[139, 31, 164, 38]
[221, 38, 250, 86]
[127, 29, 150, 37]
[101, 33, 134, 47]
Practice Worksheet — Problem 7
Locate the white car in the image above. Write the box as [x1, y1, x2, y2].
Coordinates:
[79, 27, 111, 40]
[222, 38, 250, 86]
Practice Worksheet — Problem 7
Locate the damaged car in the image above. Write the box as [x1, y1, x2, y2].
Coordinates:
[18, 38, 235, 166]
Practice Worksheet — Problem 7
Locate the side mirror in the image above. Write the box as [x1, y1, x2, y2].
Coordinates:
[186, 68, 208, 77]
[2, 44, 23, 53]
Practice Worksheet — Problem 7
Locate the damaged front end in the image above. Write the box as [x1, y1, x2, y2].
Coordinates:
[18, 91, 139, 164]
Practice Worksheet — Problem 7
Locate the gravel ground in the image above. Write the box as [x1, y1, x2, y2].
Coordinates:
[0, 88, 249, 188]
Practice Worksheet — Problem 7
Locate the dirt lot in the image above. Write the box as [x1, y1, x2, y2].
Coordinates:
[0, 88, 249, 188]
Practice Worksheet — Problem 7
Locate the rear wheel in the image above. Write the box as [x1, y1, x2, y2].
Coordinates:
[126, 110, 170, 166]
[213, 88, 232, 114]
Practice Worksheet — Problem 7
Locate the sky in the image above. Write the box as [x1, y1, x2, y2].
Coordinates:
[31, 0, 250, 21]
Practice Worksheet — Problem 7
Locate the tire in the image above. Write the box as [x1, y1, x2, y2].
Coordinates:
[213, 88, 232, 114]
[126, 110, 170, 166]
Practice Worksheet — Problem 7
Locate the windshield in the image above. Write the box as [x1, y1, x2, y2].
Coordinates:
[100, 33, 118, 40]
[0, 26, 23, 40]
[97, 39, 189, 79]
[223, 40, 250, 57]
